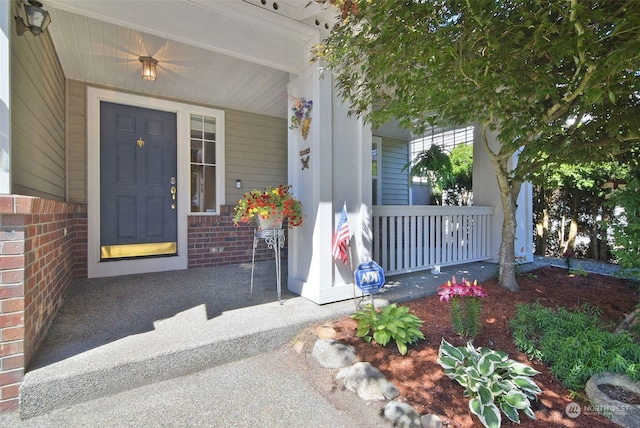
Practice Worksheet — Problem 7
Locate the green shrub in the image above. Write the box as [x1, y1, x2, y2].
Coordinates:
[609, 173, 640, 282]
[510, 302, 640, 390]
[351, 303, 425, 355]
[438, 339, 541, 428]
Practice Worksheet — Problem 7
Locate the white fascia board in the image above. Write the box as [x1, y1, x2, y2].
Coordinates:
[46, 0, 317, 74]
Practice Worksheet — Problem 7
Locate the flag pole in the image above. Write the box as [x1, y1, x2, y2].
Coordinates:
[344, 201, 358, 310]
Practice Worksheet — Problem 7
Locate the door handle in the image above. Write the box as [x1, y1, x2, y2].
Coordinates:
[170, 186, 176, 209]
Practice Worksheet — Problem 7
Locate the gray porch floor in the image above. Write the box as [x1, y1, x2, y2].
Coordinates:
[14, 258, 547, 423]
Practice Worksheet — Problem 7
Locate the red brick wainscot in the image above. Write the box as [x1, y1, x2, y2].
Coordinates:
[0, 196, 86, 412]
[188, 205, 289, 268]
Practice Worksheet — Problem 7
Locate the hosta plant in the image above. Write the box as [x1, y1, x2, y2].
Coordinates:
[438, 338, 542, 428]
[351, 303, 425, 355]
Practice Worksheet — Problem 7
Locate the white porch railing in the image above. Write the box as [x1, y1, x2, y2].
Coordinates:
[372, 205, 494, 276]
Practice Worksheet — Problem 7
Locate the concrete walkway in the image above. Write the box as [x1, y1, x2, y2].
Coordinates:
[1, 258, 553, 427]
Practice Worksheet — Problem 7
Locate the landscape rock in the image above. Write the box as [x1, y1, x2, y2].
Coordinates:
[338, 362, 399, 401]
[421, 413, 443, 428]
[316, 325, 337, 339]
[585, 373, 640, 428]
[312, 339, 356, 368]
[383, 400, 422, 428]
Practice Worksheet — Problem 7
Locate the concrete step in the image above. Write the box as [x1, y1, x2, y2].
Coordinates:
[20, 299, 353, 419]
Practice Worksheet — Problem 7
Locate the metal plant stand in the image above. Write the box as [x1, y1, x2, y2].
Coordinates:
[250, 227, 286, 304]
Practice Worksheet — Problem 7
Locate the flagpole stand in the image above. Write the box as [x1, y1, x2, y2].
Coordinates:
[250, 227, 286, 304]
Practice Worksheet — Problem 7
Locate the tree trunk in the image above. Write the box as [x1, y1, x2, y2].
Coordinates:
[497, 186, 521, 291]
[600, 204, 611, 262]
[614, 307, 639, 335]
[534, 185, 548, 256]
[559, 212, 566, 254]
[481, 124, 519, 291]
[564, 191, 579, 254]
[589, 200, 599, 260]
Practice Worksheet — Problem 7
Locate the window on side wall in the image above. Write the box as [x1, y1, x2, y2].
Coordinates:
[190, 113, 223, 214]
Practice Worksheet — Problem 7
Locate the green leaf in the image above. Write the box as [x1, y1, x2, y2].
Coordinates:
[477, 384, 493, 406]
[512, 376, 542, 395]
[477, 354, 496, 376]
[522, 405, 537, 420]
[373, 329, 391, 346]
[504, 390, 530, 410]
[440, 338, 465, 362]
[508, 361, 540, 376]
[467, 374, 480, 392]
[500, 402, 521, 424]
[463, 343, 476, 359]
[465, 366, 482, 382]
[469, 397, 483, 418]
[397, 340, 408, 355]
[408, 328, 425, 340]
[482, 403, 502, 428]
[355, 327, 370, 338]
[470, 400, 501, 428]
[496, 379, 516, 392]
[438, 355, 458, 370]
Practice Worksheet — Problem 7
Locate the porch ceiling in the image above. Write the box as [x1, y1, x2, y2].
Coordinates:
[43, 0, 337, 118]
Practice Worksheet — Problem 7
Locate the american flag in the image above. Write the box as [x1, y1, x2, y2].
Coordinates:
[332, 204, 350, 266]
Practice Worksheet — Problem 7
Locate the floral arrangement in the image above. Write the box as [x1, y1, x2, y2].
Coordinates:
[438, 276, 488, 337]
[289, 97, 313, 139]
[233, 184, 304, 228]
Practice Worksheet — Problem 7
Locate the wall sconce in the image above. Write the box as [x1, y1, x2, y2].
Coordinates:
[139, 56, 158, 81]
[15, 0, 51, 36]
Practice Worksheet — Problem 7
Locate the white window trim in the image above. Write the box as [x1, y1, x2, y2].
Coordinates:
[188, 113, 226, 216]
[372, 136, 382, 205]
[86, 87, 225, 278]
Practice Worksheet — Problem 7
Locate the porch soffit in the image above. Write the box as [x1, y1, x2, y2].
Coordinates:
[44, 0, 337, 118]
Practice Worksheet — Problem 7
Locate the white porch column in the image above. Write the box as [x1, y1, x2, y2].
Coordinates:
[472, 126, 533, 263]
[287, 64, 372, 304]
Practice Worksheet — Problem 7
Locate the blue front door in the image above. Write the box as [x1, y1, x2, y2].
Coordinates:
[99, 102, 178, 259]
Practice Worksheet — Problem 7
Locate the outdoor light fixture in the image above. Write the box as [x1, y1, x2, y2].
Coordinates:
[15, 0, 51, 36]
[139, 56, 158, 81]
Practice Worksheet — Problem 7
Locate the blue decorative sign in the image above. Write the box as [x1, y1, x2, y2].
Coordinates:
[354, 261, 385, 295]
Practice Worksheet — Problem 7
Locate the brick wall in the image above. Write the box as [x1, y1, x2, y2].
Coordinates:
[0, 199, 284, 412]
[188, 205, 288, 268]
[0, 196, 86, 412]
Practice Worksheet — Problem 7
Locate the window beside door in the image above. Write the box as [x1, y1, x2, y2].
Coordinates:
[190, 114, 221, 214]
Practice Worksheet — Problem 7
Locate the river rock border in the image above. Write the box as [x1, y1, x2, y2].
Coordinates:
[311, 326, 445, 428]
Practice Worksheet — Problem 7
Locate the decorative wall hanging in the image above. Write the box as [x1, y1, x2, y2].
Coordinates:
[300, 148, 310, 170]
[290, 96, 313, 170]
[289, 97, 313, 139]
